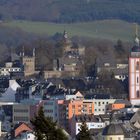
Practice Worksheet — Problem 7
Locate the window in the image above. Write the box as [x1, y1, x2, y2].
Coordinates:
[78, 109, 81, 112]
[72, 105, 75, 109]
[46, 109, 53, 113]
[14, 116, 29, 121]
[137, 77, 139, 83]
[137, 90, 140, 98]
[14, 109, 28, 113]
[136, 61, 139, 70]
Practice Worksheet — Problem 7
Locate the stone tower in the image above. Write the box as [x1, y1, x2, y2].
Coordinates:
[63, 30, 72, 53]
[21, 48, 35, 76]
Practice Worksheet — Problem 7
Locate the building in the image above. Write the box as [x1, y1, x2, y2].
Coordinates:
[58, 99, 95, 134]
[71, 115, 105, 137]
[0, 62, 22, 76]
[85, 94, 116, 115]
[12, 100, 41, 124]
[129, 29, 140, 105]
[0, 80, 21, 102]
[43, 99, 58, 121]
[102, 123, 125, 140]
[10, 123, 35, 140]
[20, 48, 35, 76]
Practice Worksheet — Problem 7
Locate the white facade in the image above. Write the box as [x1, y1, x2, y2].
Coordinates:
[0, 67, 21, 76]
[65, 91, 83, 100]
[14, 132, 35, 140]
[115, 75, 127, 81]
[76, 122, 105, 135]
[92, 99, 116, 115]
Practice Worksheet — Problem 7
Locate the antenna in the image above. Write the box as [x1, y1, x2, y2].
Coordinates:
[135, 23, 138, 37]
[22, 46, 25, 56]
[33, 48, 35, 57]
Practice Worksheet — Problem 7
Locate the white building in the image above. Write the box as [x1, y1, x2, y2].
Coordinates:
[0, 62, 21, 76]
[71, 115, 106, 136]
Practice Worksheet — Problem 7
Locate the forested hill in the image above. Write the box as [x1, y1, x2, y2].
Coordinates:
[0, 0, 140, 23]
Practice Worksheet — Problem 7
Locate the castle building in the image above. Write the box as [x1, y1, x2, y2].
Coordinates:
[20, 48, 35, 76]
[129, 27, 140, 105]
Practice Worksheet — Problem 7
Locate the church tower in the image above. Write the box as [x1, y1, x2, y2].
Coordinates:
[21, 47, 35, 76]
[129, 24, 140, 105]
[63, 30, 72, 53]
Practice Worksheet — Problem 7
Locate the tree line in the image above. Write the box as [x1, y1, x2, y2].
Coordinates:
[0, 0, 140, 23]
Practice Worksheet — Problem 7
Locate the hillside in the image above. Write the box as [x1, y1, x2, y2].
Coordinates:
[0, 0, 140, 23]
[3, 19, 138, 41]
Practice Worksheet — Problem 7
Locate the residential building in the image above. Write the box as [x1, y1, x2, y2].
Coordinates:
[9, 123, 35, 140]
[0, 62, 22, 76]
[43, 99, 58, 121]
[71, 115, 105, 137]
[12, 100, 41, 124]
[0, 80, 20, 102]
[85, 94, 116, 115]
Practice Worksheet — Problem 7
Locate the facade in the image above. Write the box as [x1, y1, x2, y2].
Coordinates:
[108, 103, 125, 111]
[102, 123, 125, 140]
[21, 49, 35, 76]
[92, 99, 116, 115]
[12, 101, 39, 124]
[11, 123, 35, 140]
[71, 115, 105, 136]
[0, 62, 22, 76]
[51, 98, 95, 132]
[129, 35, 140, 105]
[43, 100, 58, 121]
[0, 80, 21, 102]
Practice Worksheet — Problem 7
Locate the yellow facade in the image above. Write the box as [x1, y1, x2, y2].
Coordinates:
[103, 135, 124, 140]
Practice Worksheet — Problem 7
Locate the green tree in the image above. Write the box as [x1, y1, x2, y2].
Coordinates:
[31, 107, 68, 140]
[76, 122, 92, 140]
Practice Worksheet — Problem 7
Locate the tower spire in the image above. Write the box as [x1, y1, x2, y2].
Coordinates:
[33, 48, 35, 57]
[22, 46, 25, 56]
[134, 23, 139, 46]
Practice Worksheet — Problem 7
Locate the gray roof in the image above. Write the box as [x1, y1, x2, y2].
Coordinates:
[102, 123, 125, 135]
[115, 99, 131, 106]
[130, 109, 140, 123]
[74, 115, 98, 122]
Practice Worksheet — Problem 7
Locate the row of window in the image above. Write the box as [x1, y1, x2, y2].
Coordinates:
[95, 102, 109, 105]
[44, 102, 54, 105]
[14, 116, 29, 121]
[45, 110, 53, 113]
[1, 68, 21, 72]
[95, 109, 105, 112]
[14, 109, 28, 113]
